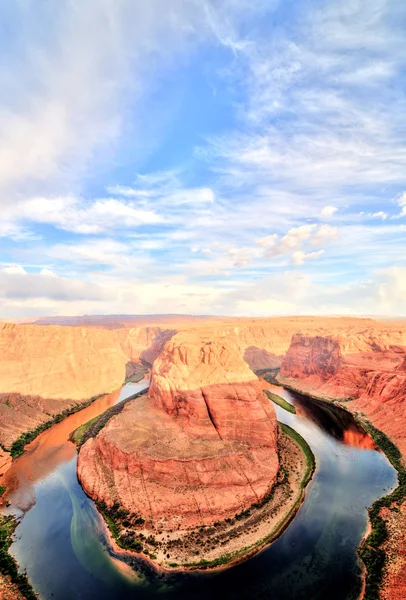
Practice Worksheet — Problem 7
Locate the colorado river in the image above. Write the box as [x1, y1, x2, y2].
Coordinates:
[0, 382, 397, 600]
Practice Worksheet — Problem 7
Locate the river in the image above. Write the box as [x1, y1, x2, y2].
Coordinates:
[0, 381, 397, 600]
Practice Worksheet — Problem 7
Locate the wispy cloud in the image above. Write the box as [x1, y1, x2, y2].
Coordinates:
[1, 0, 406, 317]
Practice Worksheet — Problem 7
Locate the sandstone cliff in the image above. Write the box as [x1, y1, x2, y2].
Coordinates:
[279, 331, 406, 598]
[0, 323, 172, 450]
[2, 315, 406, 461]
[78, 331, 279, 529]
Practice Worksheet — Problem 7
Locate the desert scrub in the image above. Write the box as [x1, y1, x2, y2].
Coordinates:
[71, 389, 147, 447]
[264, 390, 296, 414]
[357, 418, 406, 600]
[95, 500, 148, 553]
[9, 394, 105, 458]
[0, 514, 37, 599]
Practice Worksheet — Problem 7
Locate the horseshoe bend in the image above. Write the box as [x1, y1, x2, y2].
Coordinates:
[0, 316, 405, 600]
[76, 331, 312, 568]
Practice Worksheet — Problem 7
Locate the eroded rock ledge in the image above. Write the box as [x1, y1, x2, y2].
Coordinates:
[78, 332, 279, 532]
[279, 333, 406, 599]
[75, 332, 319, 569]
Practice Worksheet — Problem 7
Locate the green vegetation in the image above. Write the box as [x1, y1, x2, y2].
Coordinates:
[124, 362, 149, 384]
[0, 486, 5, 498]
[357, 418, 406, 600]
[264, 390, 296, 414]
[95, 500, 149, 554]
[69, 416, 99, 446]
[0, 514, 37, 599]
[279, 422, 315, 487]
[70, 389, 147, 447]
[180, 422, 315, 570]
[256, 368, 282, 386]
[279, 380, 355, 403]
[9, 394, 105, 458]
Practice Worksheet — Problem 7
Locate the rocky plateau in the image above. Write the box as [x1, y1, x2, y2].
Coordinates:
[77, 331, 279, 529]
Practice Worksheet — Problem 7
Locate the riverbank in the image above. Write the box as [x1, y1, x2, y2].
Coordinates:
[7, 393, 106, 459]
[275, 376, 405, 600]
[91, 422, 315, 573]
[70, 388, 148, 447]
[264, 389, 296, 413]
[356, 418, 406, 600]
[0, 513, 37, 599]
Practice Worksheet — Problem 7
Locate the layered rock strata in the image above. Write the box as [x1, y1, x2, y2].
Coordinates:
[0, 323, 172, 451]
[280, 333, 406, 599]
[78, 332, 279, 529]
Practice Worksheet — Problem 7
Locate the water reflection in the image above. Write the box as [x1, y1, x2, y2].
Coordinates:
[0, 380, 397, 600]
[286, 390, 376, 450]
[0, 384, 144, 512]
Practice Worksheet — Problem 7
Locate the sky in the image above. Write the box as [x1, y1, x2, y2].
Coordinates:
[1, 0, 406, 318]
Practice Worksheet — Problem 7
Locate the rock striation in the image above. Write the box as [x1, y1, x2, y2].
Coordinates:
[78, 331, 279, 529]
[0, 323, 173, 451]
[280, 331, 406, 599]
[280, 333, 406, 454]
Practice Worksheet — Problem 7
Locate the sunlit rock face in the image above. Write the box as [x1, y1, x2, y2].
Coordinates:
[78, 331, 279, 529]
[0, 323, 173, 449]
[280, 332, 406, 455]
[281, 334, 341, 380]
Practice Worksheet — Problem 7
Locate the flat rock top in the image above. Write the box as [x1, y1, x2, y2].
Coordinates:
[100, 396, 247, 461]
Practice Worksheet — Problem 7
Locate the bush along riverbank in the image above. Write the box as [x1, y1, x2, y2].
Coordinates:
[0, 513, 37, 599]
[356, 418, 406, 600]
[264, 390, 296, 414]
[70, 388, 148, 447]
[9, 394, 106, 458]
[94, 422, 315, 571]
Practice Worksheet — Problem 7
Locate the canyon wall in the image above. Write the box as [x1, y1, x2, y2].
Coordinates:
[77, 331, 279, 529]
[280, 333, 406, 454]
[280, 331, 406, 598]
[2, 315, 406, 453]
[0, 323, 173, 449]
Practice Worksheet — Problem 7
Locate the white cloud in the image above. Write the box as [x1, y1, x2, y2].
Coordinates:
[256, 224, 336, 263]
[3, 196, 162, 234]
[0, 1, 252, 204]
[371, 211, 388, 220]
[0, 267, 111, 302]
[291, 249, 324, 266]
[3, 265, 27, 275]
[311, 224, 339, 246]
[321, 205, 338, 218]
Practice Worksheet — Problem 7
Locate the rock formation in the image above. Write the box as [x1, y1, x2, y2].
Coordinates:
[77, 331, 279, 528]
[279, 331, 406, 598]
[281, 334, 341, 379]
[0, 323, 172, 451]
[2, 315, 406, 466]
[280, 333, 406, 453]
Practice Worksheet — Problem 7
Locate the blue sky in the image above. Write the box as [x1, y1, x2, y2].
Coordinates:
[1, 0, 406, 318]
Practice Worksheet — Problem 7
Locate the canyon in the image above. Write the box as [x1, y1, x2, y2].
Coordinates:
[2, 315, 405, 451]
[77, 331, 281, 538]
[1, 315, 406, 598]
[280, 332, 406, 600]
